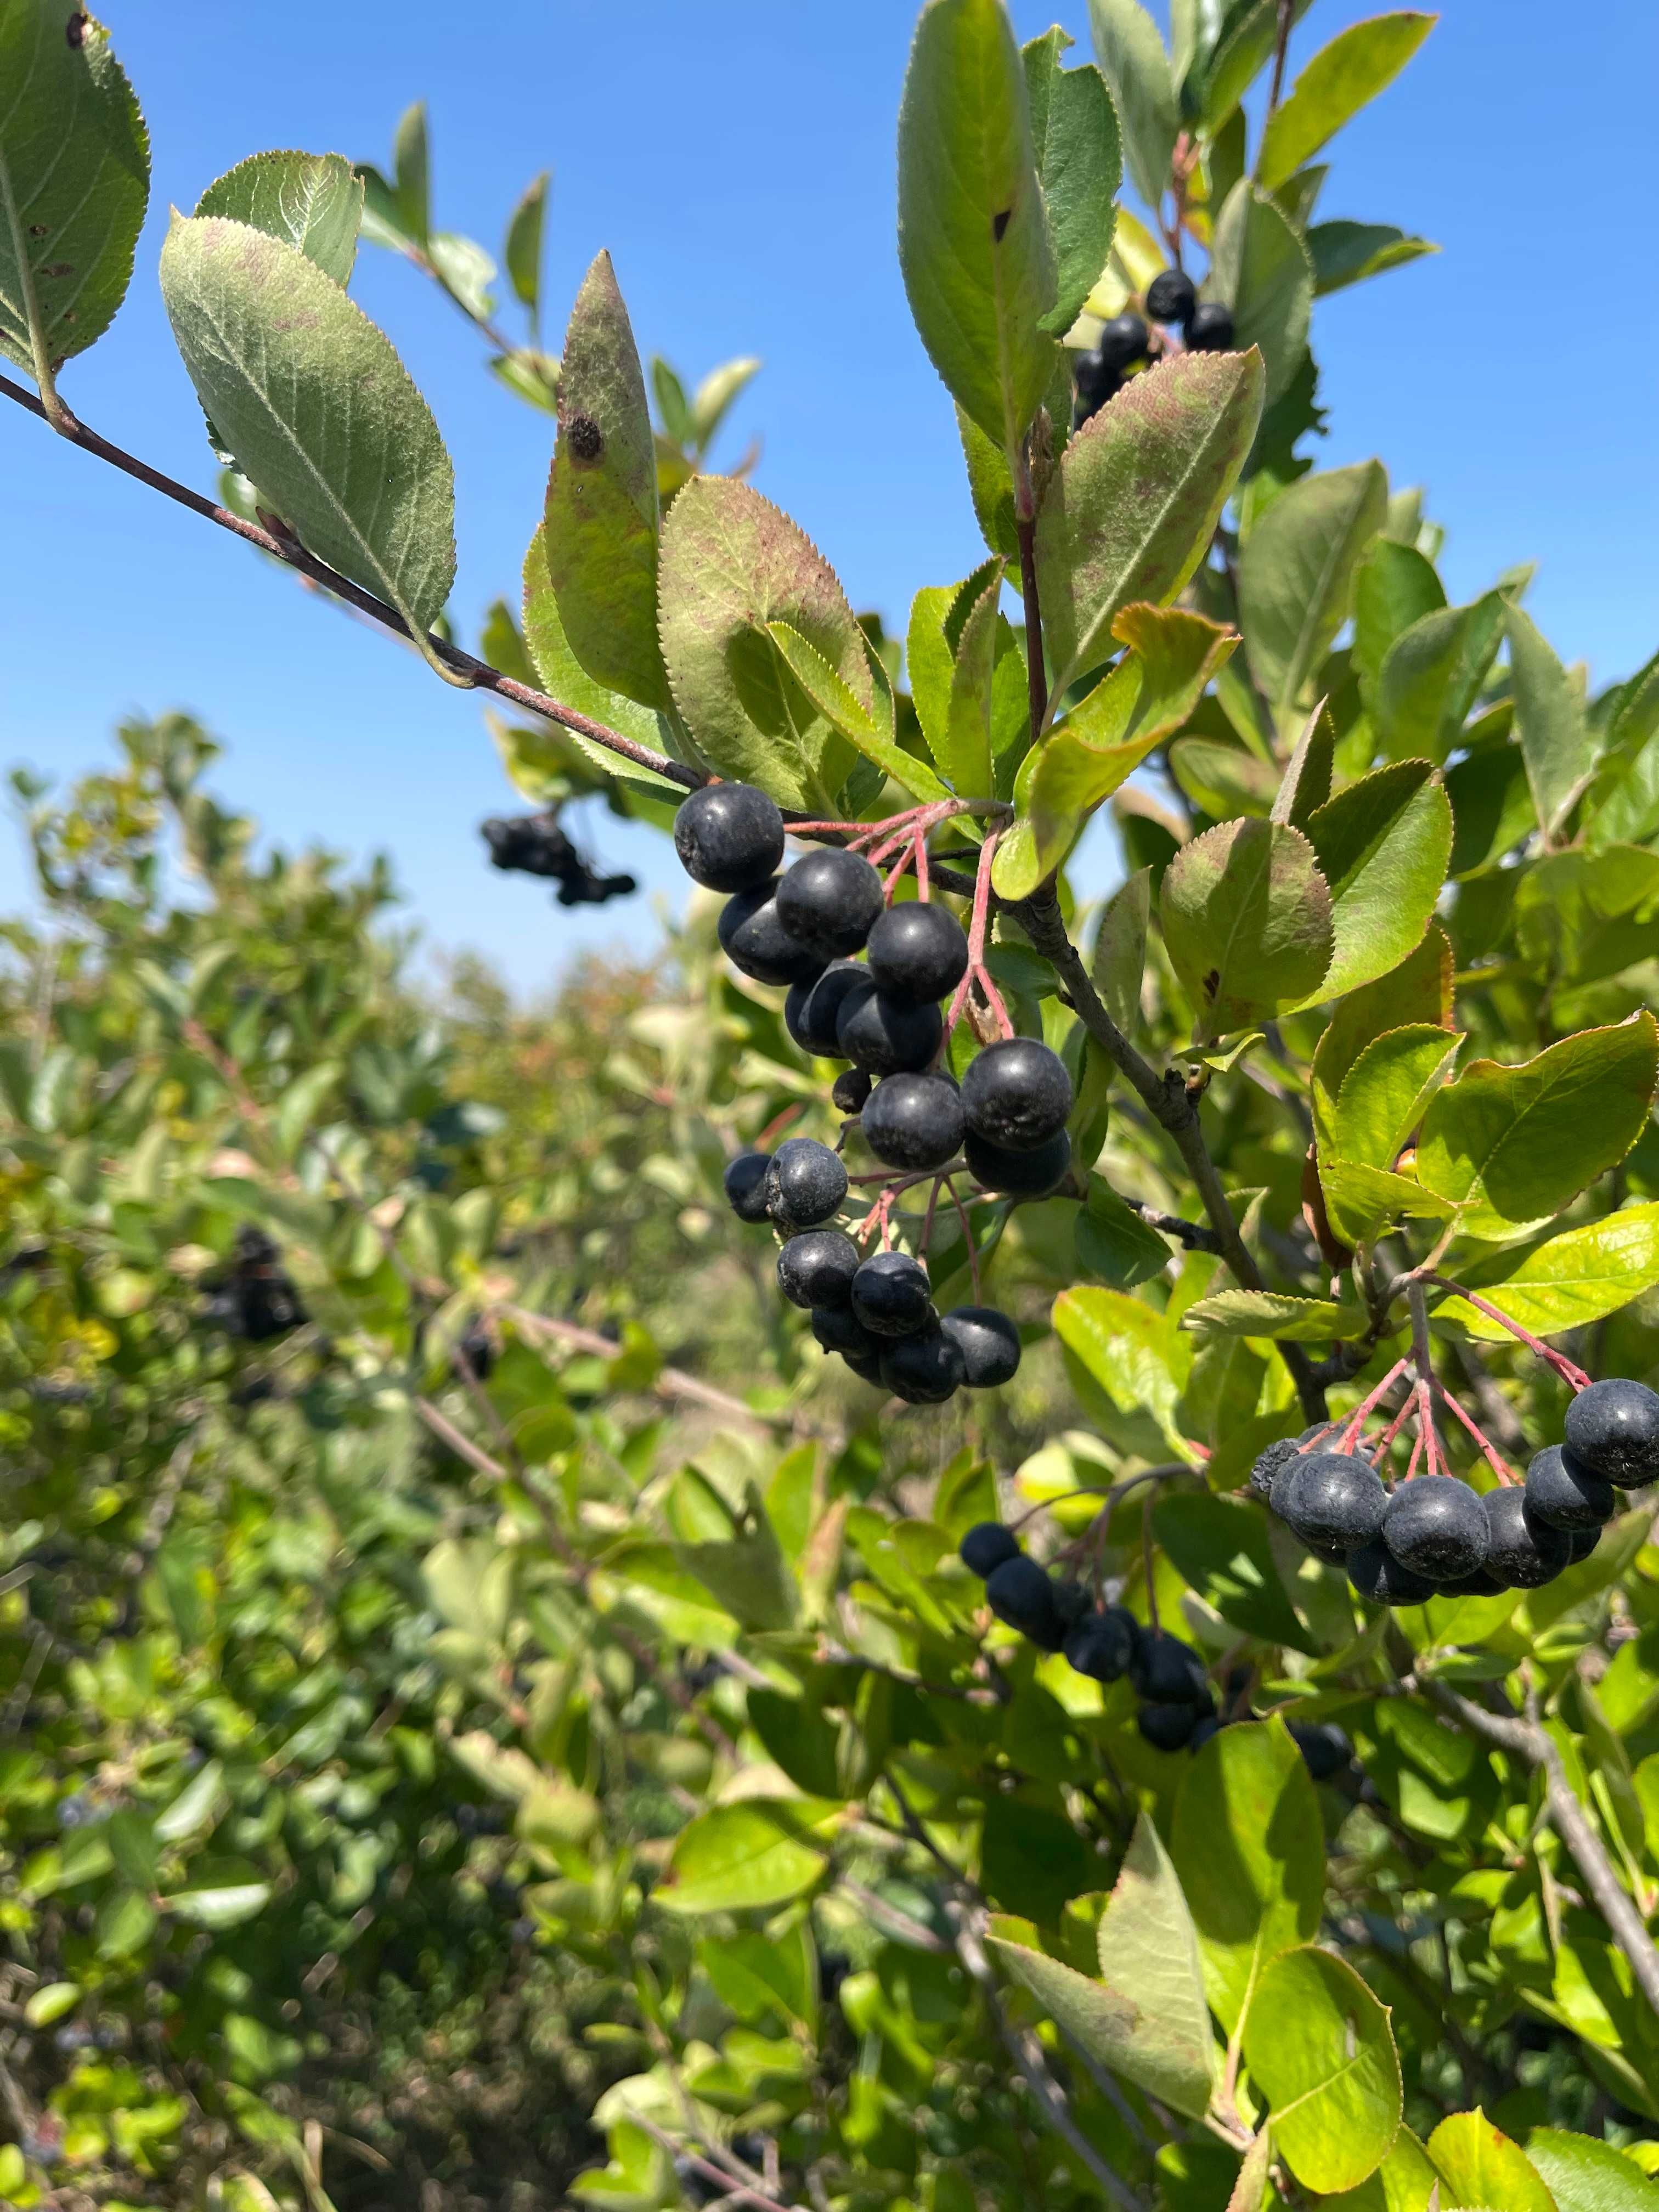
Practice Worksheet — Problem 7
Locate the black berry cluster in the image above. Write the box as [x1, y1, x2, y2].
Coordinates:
[202, 1225, 306, 1344]
[1071, 267, 1236, 426]
[958, 1522, 1351, 1774]
[481, 810, 636, 907]
[673, 781, 1081, 1404]
[1253, 1377, 1659, 1606]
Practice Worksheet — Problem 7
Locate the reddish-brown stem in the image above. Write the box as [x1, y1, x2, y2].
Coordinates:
[1403, 1431, 1424, 1482]
[1437, 1383, 1520, 1486]
[1377, 1393, 1417, 1457]
[915, 830, 932, 904]
[947, 832, 1015, 1042]
[1338, 1357, 1410, 1451]
[1425, 1277, 1593, 1391]
[951, 1181, 984, 1303]
[1414, 1376, 1444, 1479]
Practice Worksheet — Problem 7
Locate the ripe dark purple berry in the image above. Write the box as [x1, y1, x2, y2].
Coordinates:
[881, 1327, 965, 1404]
[984, 1555, 1065, 1649]
[1094, 312, 1149, 369]
[776, 1229, 860, 1311]
[1146, 267, 1197, 324]
[774, 849, 884, 961]
[964, 1127, 1071, 1196]
[861, 1072, 964, 1171]
[1278, 1453, 1388, 1558]
[785, 960, 868, 1057]
[941, 1306, 1021, 1388]
[673, 783, 785, 892]
[765, 1137, 848, 1230]
[1063, 1606, 1138, 1682]
[843, 1347, 883, 1385]
[865, 902, 969, 1004]
[836, 983, 944, 1075]
[1567, 1525, 1602, 1564]
[851, 1250, 934, 1338]
[1482, 1487, 1572, 1588]
[960, 1522, 1020, 1578]
[1138, 1701, 1200, 1752]
[1129, 1631, 1209, 1706]
[1248, 1436, 1301, 1504]
[1290, 1722, 1352, 1781]
[962, 1038, 1073, 1152]
[719, 879, 827, 986]
[1563, 1378, 1659, 1488]
[723, 1151, 772, 1223]
[811, 1305, 882, 1359]
[832, 1066, 873, 1114]
[1071, 349, 1121, 422]
[1381, 1475, 1488, 1582]
[1525, 1443, 1616, 1532]
[1347, 1540, 1437, 1608]
[1186, 301, 1234, 351]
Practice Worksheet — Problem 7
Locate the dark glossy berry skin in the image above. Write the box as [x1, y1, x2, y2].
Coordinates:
[1279, 1453, 1388, 1557]
[1483, 1486, 1572, 1588]
[1381, 1475, 1488, 1582]
[786, 960, 867, 1057]
[673, 783, 785, 892]
[1094, 312, 1149, 369]
[960, 1522, 1021, 1578]
[861, 1073, 965, 1171]
[1186, 301, 1235, 351]
[964, 1127, 1072, 1196]
[1053, 1581, 1092, 1630]
[776, 1229, 861, 1311]
[881, 1327, 966, 1404]
[811, 1305, 883, 1359]
[962, 1038, 1074, 1152]
[843, 1347, 884, 1384]
[942, 1306, 1022, 1388]
[1189, 1713, 1223, 1753]
[1438, 1563, 1511, 1597]
[1290, 1722, 1352, 1781]
[1525, 1443, 1617, 1531]
[1568, 1526, 1602, 1564]
[832, 1066, 873, 1114]
[1347, 1540, 1437, 1607]
[836, 983, 944, 1075]
[1063, 1606, 1138, 1682]
[984, 1556, 1065, 1650]
[723, 1151, 772, 1223]
[866, 903, 969, 1004]
[1138, 1701, 1199, 1752]
[851, 1251, 934, 1338]
[1564, 1378, 1659, 1487]
[766, 1138, 848, 1229]
[1130, 1631, 1209, 1706]
[1071, 350, 1121, 422]
[775, 849, 885, 961]
[1146, 267, 1197, 324]
[719, 879, 827, 986]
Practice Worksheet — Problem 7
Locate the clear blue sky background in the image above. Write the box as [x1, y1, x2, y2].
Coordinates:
[3, 1, 1656, 994]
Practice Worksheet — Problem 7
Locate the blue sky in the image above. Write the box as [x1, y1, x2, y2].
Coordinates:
[3, 1, 1656, 994]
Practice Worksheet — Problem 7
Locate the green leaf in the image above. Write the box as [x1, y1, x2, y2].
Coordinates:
[1508, 602, 1597, 838]
[159, 216, 456, 650]
[543, 252, 669, 713]
[651, 356, 693, 445]
[655, 1799, 837, 1915]
[1527, 2129, 1659, 2211]
[945, 565, 1008, 798]
[676, 1483, 798, 1632]
[1037, 349, 1265, 699]
[1446, 724, 1537, 879]
[1053, 1282, 1182, 1439]
[1257, 13, 1436, 190]
[1169, 1719, 1323, 2035]
[1171, 737, 1280, 820]
[505, 170, 549, 315]
[1319, 2130, 1443, 2212]
[1320, 1159, 1453, 1247]
[1075, 1179, 1170, 1286]
[165, 1863, 273, 1931]
[659, 476, 871, 809]
[1093, 865, 1152, 1034]
[1184, 1289, 1358, 1341]
[1240, 1946, 1402, 2194]
[898, 0, 1058, 455]
[768, 623, 950, 803]
[1227, 2132, 1274, 2212]
[908, 560, 1002, 765]
[1311, 923, 1453, 1139]
[0, 1, 149, 373]
[1331, 1023, 1463, 1172]
[1024, 31, 1120, 335]
[1416, 1014, 1659, 1239]
[1434, 1205, 1659, 1341]
[196, 152, 363, 286]
[989, 1810, 1217, 2118]
[1238, 461, 1389, 721]
[691, 356, 762, 450]
[1297, 760, 1453, 1004]
[1511, 844, 1659, 988]
[1309, 219, 1437, 296]
[1375, 592, 1505, 762]
[1086, 0, 1178, 208]
[1197, 0, 1314, 133]
[1154, 1492, 1317, 1651]
[25, 1980, 82, 2028]
[1425, 2115, 1556, 2212]
[1206, 184, 1312, 404]
[392, 100, 430, 244]
[957, 402, 1022, 558]
[1271, 701, 1335, 830]
[1160, 816, 1334, 1036]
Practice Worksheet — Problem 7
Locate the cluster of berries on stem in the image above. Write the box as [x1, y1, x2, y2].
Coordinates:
[1073, 264, 1235, 426]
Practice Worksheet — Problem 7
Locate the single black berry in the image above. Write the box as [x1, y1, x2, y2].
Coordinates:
[961, 1037, 1073, 1152]
[1138, 1701, 1199, 1752]
[881, 1327, 966, 1404]
[1146, 267, 1197, 324]
[1381, 1475, 1488, 1582]
[865, 903, 969, 1003]
[719, 879, 827, 987]
[1129, 1631, 1209, 1706]
[1071, 349, 1121, 422]
[836, 983, 944, 1075]
[1525, 1443, 1617, 1532]
[843, 1347, 884, 1385]
[786, 960, 868, 1057]
[1567, 1526, 1602, 1564]
[1278, 1453, 1388, 1558]
[1438, 1563, 1511, 1597]
[960, 1522, 1020, 1578]
[984, 1555, 1065, 1650]
[673, 783, 785, 892]
[811, 1305, 883, 1359]
[861, 1072, 964, 1171]
[851, 1250, 934, 1338]
[1248, 1436, 1300, 1505]
[723, 1151, 772, 1223]
[774, 849, 885, 961]
[776, 1229, 861, 1311]
[1347, 1540, 1437, 1608]
[1564, 1378, 1659, 1488]
[766, 1137, 848, 1230]
[1094, 312, 1149, 369]
[964, 1127, 1071, 1196]
[1053, 1581, 1091, 1630]
[941, 1306, 1021, 1388]
[1290, 1722, 1352, 1781]
[1063, 1606, 1138, 1682]
[1186, 301, 1234, 351]
[1482, 1487, 1572, 1588]
[832, 1066, 873, 1115]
